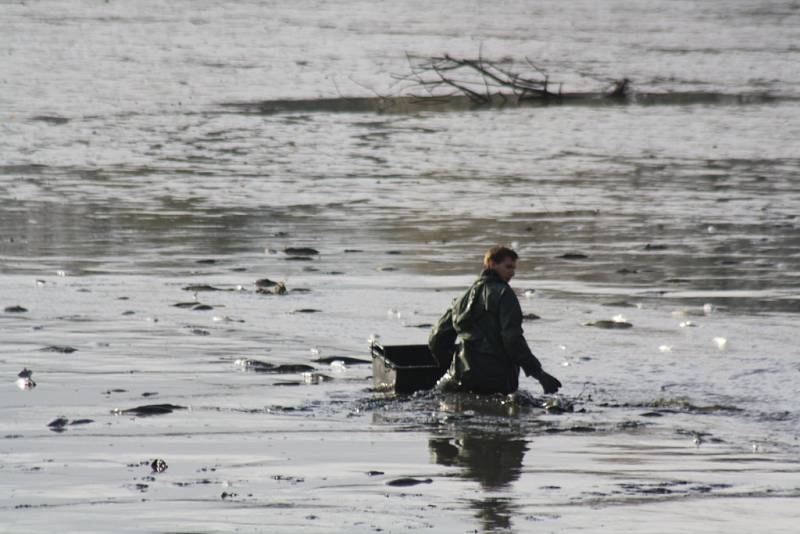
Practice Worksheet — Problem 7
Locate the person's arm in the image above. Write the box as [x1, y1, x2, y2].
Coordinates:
[498, 289, 562, 393]
[428, 307, 457, 366]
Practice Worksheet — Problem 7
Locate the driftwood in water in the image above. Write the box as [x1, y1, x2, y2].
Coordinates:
[396, 54, 567, 104]
[395, 54, 630, 106]
[225, 54, 784, 116]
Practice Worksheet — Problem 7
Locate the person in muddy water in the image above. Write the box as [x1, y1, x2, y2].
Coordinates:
[429, 245, 562, 395]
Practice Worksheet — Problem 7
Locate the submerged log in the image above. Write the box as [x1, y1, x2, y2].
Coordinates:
[223, 54, 788, 116]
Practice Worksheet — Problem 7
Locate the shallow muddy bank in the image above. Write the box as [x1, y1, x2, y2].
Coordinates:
[2, 260, 799, 532]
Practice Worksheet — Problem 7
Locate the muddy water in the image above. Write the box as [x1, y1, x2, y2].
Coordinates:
[2, 1, 800, 532]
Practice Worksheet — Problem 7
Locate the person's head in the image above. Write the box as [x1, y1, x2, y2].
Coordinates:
[483, 245, 519, 282]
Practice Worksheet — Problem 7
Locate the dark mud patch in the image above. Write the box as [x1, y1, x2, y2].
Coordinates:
[115, 404, 187, 416]
[583, 320, 633, 329]
[68, 418, 94, 426]
[31, 115, 70, 125]
[47, 417, 69, 431]
[602, 301, 639, 308]
[182, 284, 223, 292]
[284, 247, 319, 256]
[386, 477, 433, 487]
[545, 426, 597, 434]
[255, 278, 280, 288]
[40, 345, 78, 353]
[45, 417, 95, 432]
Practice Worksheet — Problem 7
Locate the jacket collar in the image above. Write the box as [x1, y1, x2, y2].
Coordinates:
[480, 268, 503, 282]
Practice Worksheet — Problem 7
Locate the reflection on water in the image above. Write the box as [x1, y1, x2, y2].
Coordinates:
[430, 432, 528, 489]
[429, 395, 530, 532]
[430, 431, 528, 531]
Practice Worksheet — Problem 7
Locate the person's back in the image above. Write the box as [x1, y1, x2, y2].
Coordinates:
[429, 246, 561, 395]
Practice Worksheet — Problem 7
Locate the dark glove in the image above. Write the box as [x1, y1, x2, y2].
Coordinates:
[537, 371, 562, 394]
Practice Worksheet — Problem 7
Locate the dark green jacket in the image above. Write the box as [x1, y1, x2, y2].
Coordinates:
[429, 269, 542, 394]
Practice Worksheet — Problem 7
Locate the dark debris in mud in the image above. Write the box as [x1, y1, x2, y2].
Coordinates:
[257, 280, 287, 295]
[151, 459, 168, 473]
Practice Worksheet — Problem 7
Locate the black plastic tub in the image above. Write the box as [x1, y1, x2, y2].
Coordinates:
[370, 342, 453, 394]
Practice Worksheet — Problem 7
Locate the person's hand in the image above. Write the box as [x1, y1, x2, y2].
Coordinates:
[537, 371, 562, 394]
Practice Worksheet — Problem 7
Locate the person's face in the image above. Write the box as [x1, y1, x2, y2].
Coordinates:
[490, 258, 517, 283]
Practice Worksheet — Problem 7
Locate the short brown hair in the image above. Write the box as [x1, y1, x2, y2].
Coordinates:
[483, 245, 519, 268]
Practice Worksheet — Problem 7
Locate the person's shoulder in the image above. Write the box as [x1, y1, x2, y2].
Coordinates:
[485, 277, 512, 297]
